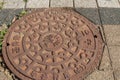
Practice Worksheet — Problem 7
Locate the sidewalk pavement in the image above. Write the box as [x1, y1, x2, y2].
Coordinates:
[0, 0, 120, 80]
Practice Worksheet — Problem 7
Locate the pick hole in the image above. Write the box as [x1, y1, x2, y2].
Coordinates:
[94, 35, 97, 38]
[7, 43, 10, 46]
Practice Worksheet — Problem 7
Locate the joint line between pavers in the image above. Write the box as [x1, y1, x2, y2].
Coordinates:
[96, 0, 111, 69]
[96, 0, 112, 69]
[96, 0, 116, 80]
[118, 0, 120, 5]
[49, 0, 51, 7]
[113, 71, 117, 80]
[24, 1, 27, 10]
[95, 0, 107, 45]
[73, 0, 75, 8]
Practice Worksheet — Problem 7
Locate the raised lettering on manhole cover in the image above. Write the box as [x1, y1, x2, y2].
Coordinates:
[2, 8, 104, 80]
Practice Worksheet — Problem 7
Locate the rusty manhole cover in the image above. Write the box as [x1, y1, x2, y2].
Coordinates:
[2, 8, 104, 80]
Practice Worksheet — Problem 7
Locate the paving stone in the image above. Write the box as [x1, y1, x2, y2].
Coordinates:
[0, 0, 3, 3]
[85, 70, 114, 80]
[99, 46, 112, 71]
[74, 0, 97, 8]
[114, 68, 120, 80]
[0, 69, 13, 80]
[0, 72, 9, 80]
[109, 46, 120, 70]
[27, 0, 49, 8]
[0, 55, 14, 80]
[100, 8, 120, 25]
[51, 0, 73, 7]
[104, 25, 120, 46]
[0, 9, 22, 25]
[97, 0, 120, 8]
[3, 0, 25, 9]
[75, 8, 100, 25]
[0, 0, 3, 2]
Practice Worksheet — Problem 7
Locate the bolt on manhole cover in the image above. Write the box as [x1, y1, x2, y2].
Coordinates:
[2, 8, 104, 80]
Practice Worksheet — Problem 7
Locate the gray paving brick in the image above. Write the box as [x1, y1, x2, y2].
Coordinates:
[100, 8, 120, 25]
[27, 0, 49, 8]
[0, 9, 22, 25]
[109, 46, 120, 70]
[75, 0, 97, 8]
[51, 0, 73, 7]
[97, 0, 120, 8]
[3, 0, 25, 9]
[104, 25, 120, 46]
[85, 70, 114, 80]
[75, 8, 100, 25]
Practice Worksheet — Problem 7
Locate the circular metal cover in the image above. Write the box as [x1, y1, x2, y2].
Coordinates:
[2, 8, 104, 80]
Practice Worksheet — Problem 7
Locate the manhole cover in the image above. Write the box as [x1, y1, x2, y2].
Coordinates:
[2, 8, 104, 80]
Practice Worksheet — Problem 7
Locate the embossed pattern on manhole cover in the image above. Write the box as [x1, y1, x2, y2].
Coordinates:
[2, 8, 104, 80]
